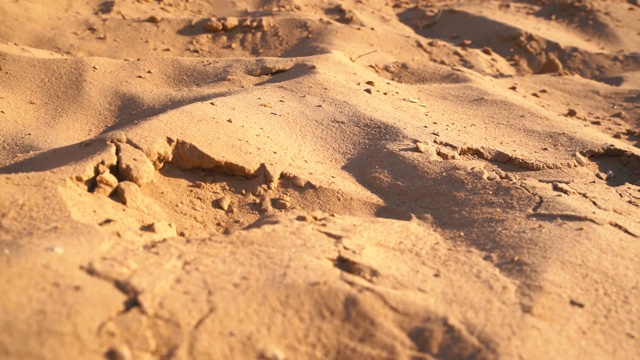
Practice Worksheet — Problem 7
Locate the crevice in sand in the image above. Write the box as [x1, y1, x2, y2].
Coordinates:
[339, 275, 495, 360]
[608, 221, 639, 238]
[529, 212, 602, 224]
[80, 263, 142, 314]
[187, 285, 216, 360]
[332, 254, 380, 284]
[522, 179, 640, 238]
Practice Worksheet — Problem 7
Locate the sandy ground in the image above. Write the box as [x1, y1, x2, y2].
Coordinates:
[0, 0, 639, 359]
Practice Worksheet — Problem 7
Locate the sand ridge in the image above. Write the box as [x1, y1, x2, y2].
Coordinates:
[0, 0, 639, 359]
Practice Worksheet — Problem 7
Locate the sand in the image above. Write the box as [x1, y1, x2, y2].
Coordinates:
[0, 0, 639, 359]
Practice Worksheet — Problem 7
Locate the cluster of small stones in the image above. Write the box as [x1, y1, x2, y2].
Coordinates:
[92, 143, 155, 208]
[202, 16, 273, 33]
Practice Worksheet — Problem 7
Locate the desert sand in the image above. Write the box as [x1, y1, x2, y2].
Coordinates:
[0, 0, 639, 359]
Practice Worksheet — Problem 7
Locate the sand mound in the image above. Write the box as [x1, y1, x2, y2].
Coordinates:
[0, 0, 639, 359]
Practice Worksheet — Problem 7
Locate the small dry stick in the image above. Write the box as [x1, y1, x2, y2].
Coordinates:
[350, 50, 377, 62]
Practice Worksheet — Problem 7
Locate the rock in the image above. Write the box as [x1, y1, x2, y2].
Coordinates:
[575, 152, 588, 166]
[216, 196, 231, 211]
[263, 165, 279, 183]
[227, 203, 237, 214]
[280, 171, 295, 179]
[416, 142, 440, 160]
[116, 181, 143, 207]
[273, 196, 291, 210]
[46, 246, 64, 254]
[481, 47, 493, 55]
[566, 109, 578, 117]
[203, 18, 223, 33]
[459, 39, 472, 47]
[117, 143, 155, 186]
[257, 17, 273, 31]
[259, 198, 272, 213]
[259, 347, 285, 360]
[295, 214, 313, 222]
[488, 150, 511, 163]
[145, 16, 161, 23]
[291, 176, 306, 188]
[611, 111, 626, 119]
[97, 163, 110, 174]
[537, 57, 563, 74]
[553, 182, 575, 195]
[95, 172, 119, 196]
[151, 222, 177, 237]
[105, 345, 132, 360]
[436, 147, 460, 160]
[596, 172, 608, 180]
[222, 17, 239, 31]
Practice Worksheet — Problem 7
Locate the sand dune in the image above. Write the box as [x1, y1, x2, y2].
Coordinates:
[1, 1, 639, 359]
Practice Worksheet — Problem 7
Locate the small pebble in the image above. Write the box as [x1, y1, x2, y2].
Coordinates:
[105, 345, 132, 360]
[538, 57, 563, 74]
[291, 176, 306, 188]
[145, 15, 161, 23]
[46, 246, 64, 255]
[222, 17, 239, 31]
[151, 222, 177, 237]
[95, 172, 119, 196]
[217, 196, 231, 211]
[259, 347, 285, 360]
[260, 198, 272, 213]
[273, 196, 291, 210]
[203, 18, 223, 32]
[117, 181, 143, 207]
[611, 111, 626, 119]
[575, 152, 588, 166]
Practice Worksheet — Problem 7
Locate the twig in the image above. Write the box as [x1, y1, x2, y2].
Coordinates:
[350, 50, 377, 62]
